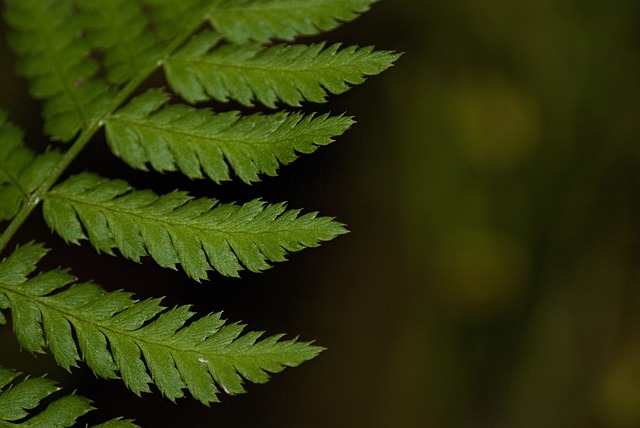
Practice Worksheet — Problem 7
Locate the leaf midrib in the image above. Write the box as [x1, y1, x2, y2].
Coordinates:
[109, 114, 316, 148]
[168, 53, 348, 75]
[44, 192, 316, 237]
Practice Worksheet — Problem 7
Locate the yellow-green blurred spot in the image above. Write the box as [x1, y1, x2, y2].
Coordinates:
[433, 229, 530, 319]
[598, 344, 640, 428]
[445, 75, 540, 171]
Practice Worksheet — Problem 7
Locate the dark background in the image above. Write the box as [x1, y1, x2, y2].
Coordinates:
[3, 1, 640, 427]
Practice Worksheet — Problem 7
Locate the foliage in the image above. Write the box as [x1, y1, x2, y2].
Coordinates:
[0, 0, 397, 425]
[0, 366, 138, 427]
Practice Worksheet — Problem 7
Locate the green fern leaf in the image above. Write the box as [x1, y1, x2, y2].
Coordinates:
[0, 111, 62, 221]
[41, 173, 347, 280]
[165, 30, 399, 106]
[0, 244, 324, 404]
[0, 366, 137, 428]
[0, 111, 30, 221]
[4, 0, 115, 141]
[104, 89, 354, 183]
[75, 0, 163, 85]
[209, 0, 377, 43]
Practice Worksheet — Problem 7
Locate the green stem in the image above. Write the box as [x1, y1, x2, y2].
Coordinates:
[0, 2, 222, 255]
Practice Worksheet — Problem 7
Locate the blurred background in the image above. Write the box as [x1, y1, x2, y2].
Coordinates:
[2, 1, 640, 427]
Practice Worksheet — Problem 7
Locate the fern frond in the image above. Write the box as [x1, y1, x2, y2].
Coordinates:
[209, 0, 377, 43]
[0, 243, 324, 404]
[0, 111, 62, 221]
[0, 366, 138, 428]
[104, 89, 354, 183]
[0, 0, 393, 416]
[165, 30, 399, 106]
[41, 173, 347, 280]
[76, 0, 163, 85]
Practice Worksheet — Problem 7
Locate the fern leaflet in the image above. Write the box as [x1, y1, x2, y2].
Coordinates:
[208, 0, 378, 43]
[4, 0, 115, 142]
[165, 30, 399, 106]
[104, 89, 354, 183]
[0, 366, 137, 428]
[0, 243, 324, 404]
[0, 111, 62, 222]
[0, 111, 31, 221]
[42, 173, 347, 280]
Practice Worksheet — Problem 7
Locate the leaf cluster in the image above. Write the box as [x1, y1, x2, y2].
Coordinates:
[0, 0, 398, 425]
